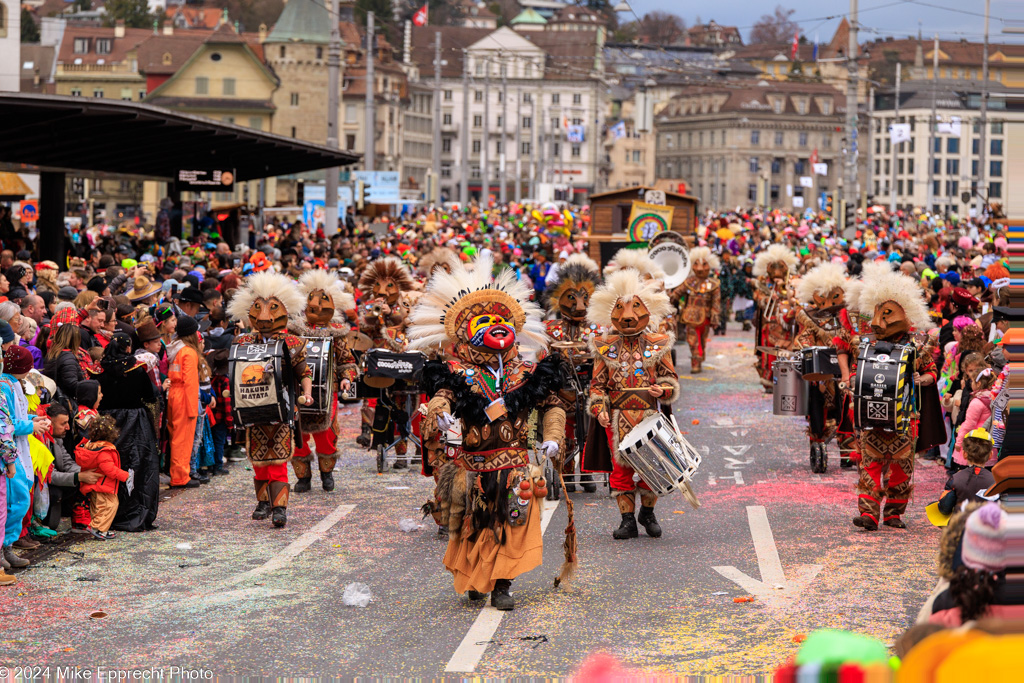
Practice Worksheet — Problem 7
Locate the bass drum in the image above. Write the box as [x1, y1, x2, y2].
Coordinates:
[229, 339, 292, 427]
[853, 340, 916, 434]
[298, 337, 335, 432]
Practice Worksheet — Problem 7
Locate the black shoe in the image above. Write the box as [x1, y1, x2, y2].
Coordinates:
[852, 514, 878, 531]
[193, 472, 211, 484]
[320, 471, 335, 492]
[356, 424, 372, 448]
[171, 478, 202, 489]
[271, 507, 287, 528]
[467, 590, 487, 601]
[840, 457, 855, 469]
[580, 475, 597, 493]
[637, 506, 662, 538]
[212, 467, 230, 476]
[293, 476, 312, 493]
[251, 501, 272, 521]
[612, 512, 638, 539]
[883, 517, 907, 529]
[145, 523, 159, 530]
[490, 579, 514, 610]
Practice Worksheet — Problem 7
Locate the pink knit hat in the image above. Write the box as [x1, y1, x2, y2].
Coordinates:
[962, 503, 1006, 572]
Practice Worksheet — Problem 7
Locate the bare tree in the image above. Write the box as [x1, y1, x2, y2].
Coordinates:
[749, 5, 798, 44]
[635, 10, 686, 45]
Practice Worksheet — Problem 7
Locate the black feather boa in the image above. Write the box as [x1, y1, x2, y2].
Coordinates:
[422, 354, 564, 424]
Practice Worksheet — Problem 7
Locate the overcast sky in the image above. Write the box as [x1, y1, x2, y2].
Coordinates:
[626, 0, 1024, 44]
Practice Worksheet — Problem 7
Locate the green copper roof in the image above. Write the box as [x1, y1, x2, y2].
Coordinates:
[265, 0, 333, 44]
[510, 8, 547, 24]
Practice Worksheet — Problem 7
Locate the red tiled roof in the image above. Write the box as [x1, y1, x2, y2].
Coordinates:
[57, 26, 153, 65]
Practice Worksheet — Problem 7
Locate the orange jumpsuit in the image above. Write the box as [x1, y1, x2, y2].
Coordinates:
[167, 345, 199, 486]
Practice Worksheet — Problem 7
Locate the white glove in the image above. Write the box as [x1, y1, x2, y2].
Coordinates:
[540, 440, 560, 458]
[125, 468, 135, 495]
[436, 411, 457, 431]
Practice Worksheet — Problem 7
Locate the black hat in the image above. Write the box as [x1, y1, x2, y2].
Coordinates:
[87, 276, 107, 294]
[178, 288, 205, 306]
[176, 315, 199, 338]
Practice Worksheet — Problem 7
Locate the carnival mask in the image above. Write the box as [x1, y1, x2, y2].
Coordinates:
[812, 286, 845, 312]
[870, 300, 910, 340]
[372, 277, 401, 306]
[611, 296, 650, 336]
[692, 260, 711, 280]
[249, 297, 288, 336]
[467, 313, 516, 352]
[558, 285, 591, 322]
[766, 262, 788, 283]
[305, 289, 335, 326]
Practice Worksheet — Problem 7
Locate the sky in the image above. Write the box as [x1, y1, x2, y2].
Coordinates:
[627, 0, 1024, 45]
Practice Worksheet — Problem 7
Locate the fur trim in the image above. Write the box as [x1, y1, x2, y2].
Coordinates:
[752, 244, 798, 277]
[794, 262, 848, 304]
[688, 246, 720, 272]
[853, 264, 933, 331]
[226, 271, 306, 324]
[357, 257, 414, 294]
[565, 252, 599, 273]
[587, 269, 673, 330]
[604, 248, 666, 280]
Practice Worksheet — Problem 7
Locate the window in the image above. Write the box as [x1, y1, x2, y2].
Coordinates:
[496, 141, 502, 155]
[474, 90, 483, 102]
[497, 91, 503, 103]
[496, 116, 503, 128]
[748, 184, 757, 202]
[249, 117, 262, 130]
[698, 132, 703, 146]
[933, 180, 940, 197]
[471, 165, 480, 179]
[571, 118, 582, 126]
[991, 160, 1003, 177]
[821, 100, 832, 115]
[798, 132, 808, 147]
[972, 138, 981, 155]
[472, 140, 481, 153]
[774, 132, 784, 145]
[572, 93, 581, 104]
[95, 39, 112, 55]
[222, 78, 236, 96]
[552, 117, 559, 131]
[195, 77, 209, 95]
[947, 138, 959, 154]
[523, 92, 531, 103]
[553, 142, 561, 156]
[70, 88, 81, 97]
[932, 158, 940, 175]
[794, 160, 805, 175]
[316, 47, 323, 60]
[522, 116, 531, 129]
[475, 61, 483, 76]
[749, 157, 758, 173]
[92, 88, 103, 98]
[751, 130, 760, 145]
[990, 182, 1002, 198]
[345, 103, 358, 123]
[908, 158, 914, 174]
[442, 138, 452, 152]
[992, 122, 1003, 134]
[771, 158, 781, 174]
[345, 134, 356, 150]
[907, 179, 913, 195]
[551, 93, 560, 104]
[770, 184, 780, 202]
[710, 131, 716, 146]
[631, 150, 642, 163]
[73, 38, 89, 54]
[223, 116, 235, 124]
[991, 139, 1003, 155]
[571, 144, 581, 157]
[945, 180, 959, 196]
[796, 99, 806, 115]
[290, 126, 297, 138]
[521, 141, 531, 155]
[885, 159, 890, 175]
[687, 132, 692, 146]
[946, 159, 959, 175]
[442, 113, 452, 125]
[280, 46, 286, 58]
[933, 137, 941, 153]
[473, 115, 482, 128]
[443, 90, 452, 101]
[771, 98, 782, 114]
[972, 160, 979, 176]
[290, 92, 299, 106]
[897, 179, 903, 195]
[898, 159, 904, 175]
[120, 88, 132, 101]
[441, 164, 452, 178]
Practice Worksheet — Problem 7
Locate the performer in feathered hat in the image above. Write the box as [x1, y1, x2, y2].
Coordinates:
[542, 253, 602, 493]
[226, 271, 313, 528]
[841, 263, 936, 531]
[792, 261, 858, 472]
[676, 246, 721, 375]
[289, 269, 358, 493]
[409, 253, 569, 610]
[585, 269, 679, 540]
[752, 244, 799, 392]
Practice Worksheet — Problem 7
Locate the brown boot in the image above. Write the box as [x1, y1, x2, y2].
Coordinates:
[0, 569, 15, 586]
[269, 481, 290, 528]
[252, 479, 272, 520]
[691, 360, 702, 374]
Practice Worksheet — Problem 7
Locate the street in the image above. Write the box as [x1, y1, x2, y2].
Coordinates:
[0, 327, 946, 678]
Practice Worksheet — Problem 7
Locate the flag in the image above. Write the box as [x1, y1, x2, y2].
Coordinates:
[810, 148, 819, 165]
[562, 114, 569, 130]
[812, 42, 818, 62]
[889, 123, 911, 145]
[412, 3, 428, 26]
[610, 121, 627, 140]
[937, 116, 962, 138]
[566, 124, 585, 143]
[812, 162, 828, 176]
[791, 30, 799, 60]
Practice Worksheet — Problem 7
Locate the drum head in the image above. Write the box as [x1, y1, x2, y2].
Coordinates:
[364, 376, 396, 389]
[618, 412, 669, 453]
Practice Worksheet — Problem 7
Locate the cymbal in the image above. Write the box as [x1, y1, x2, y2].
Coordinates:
[756, 345, 792, 357]
[345, 331, 373, 352]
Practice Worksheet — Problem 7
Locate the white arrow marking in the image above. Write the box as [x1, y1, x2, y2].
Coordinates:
[713, 506, 822, 610]
[723, 445, 752, 457]
[724, 457, 754, 470]
[730, 429, 750, 438]
[714, 417, 734, 426]
[719, 471, 745, 485]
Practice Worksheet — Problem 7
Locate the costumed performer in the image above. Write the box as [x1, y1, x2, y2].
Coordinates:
[751, 244, 798, 393]
[676, 247, 721, 375]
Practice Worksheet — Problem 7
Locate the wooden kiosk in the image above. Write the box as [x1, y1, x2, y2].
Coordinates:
[586, 186, 700, 265]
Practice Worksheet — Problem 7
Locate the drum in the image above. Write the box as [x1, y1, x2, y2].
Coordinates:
[299, 336, 335, 417]
[854, 340, 916, 434]
[772, 358, 808, 416]
[361, 350, 425, 389]
[800, 346, 840, 381]
[229, 339, 293, 427]
[617, 412, 701, 507]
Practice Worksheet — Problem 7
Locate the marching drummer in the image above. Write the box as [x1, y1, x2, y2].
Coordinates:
[585, 269, 680, 540]
[226, 271, 313, 529]
[751, 245, 798, 394]
[290, 270, 359, 494]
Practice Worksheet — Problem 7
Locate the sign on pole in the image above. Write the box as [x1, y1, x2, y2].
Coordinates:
[351, 171, 401, 204]
[176, 169, 236, 191]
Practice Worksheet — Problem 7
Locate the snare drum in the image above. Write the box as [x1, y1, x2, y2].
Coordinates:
[800, 346, 840, 381]
[618, 413, 701, 504]
[854, 340, 916, 433]
[300, 337, 335, 416]
[772, 358, 808, 416]
[229, 339, 293, 427]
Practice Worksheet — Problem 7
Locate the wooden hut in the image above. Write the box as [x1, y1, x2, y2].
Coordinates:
[586, 186, 699, 264]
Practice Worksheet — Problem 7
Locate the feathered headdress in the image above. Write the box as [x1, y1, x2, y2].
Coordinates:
[407, 252, 548, 354]
[603, 248, 666, 280]
[418, 248, 460, 278]
[357, 256, 414, 294]
[752, 244, 798, 277]
[794, 262, 848, 304]
[852, 264, 933, 331]
[688, 246, 721, 272]
[226, 271, 306, 324]
[543, 253, 602, 311]
[587, 269, 673, 330]
[294, 269, 355, 324]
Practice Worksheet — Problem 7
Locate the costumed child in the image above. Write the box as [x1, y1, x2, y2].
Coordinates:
[935, 428, 996, 518]
[75, 415, 133, 541]
[584, 269, 680, 540]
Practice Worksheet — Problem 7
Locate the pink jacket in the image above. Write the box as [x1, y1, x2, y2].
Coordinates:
[952, 392, 996, 467]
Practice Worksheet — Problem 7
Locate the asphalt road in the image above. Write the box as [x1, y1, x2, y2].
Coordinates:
[0, 326, 947, 678]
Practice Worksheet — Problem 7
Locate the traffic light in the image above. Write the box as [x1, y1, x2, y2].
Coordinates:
[825, 193, 834, 216]
[844, 201, 856, 230]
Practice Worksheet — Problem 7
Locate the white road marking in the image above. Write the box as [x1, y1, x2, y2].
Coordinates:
[722, 444, 752, 457]
[229, 503, 357, 584]
[444, 498, 560, 673]
[712, 506, 822, 610]
[719, 471, 745, 485]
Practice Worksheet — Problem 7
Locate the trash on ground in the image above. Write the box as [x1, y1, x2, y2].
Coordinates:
[342, 582, 373, 607]
[398, 518, 423, 533]
[89, 611, 107, 619]
[176, 543, 193, 550]
[733, 596, 755, 603]
[386, 486, 410, 490]
[711, 591, 729, 596]
[75, 577, 100, 582]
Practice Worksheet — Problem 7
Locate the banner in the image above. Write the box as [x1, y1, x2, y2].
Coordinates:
[799, 176, 813, 188]
[813, 162, 828, 176]
[566, 125, 585, 143]
[610, 121, 626, 140]
[627, 201, 674, 242]
[889, 123, 911, 145]
[936, 116, 961, 137]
